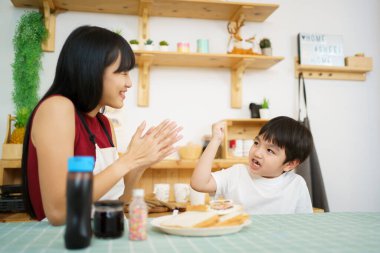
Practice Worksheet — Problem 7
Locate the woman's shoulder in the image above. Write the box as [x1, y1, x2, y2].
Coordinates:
[37, 95, 75, 115]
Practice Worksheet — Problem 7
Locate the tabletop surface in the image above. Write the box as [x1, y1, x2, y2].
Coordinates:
[0, 212, 379, 253]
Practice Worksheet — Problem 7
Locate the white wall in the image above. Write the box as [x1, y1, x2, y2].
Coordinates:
[1, 0, 379, 212]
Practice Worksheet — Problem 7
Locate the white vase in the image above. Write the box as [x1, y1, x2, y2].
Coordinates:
[144, 45, 154, 51]
[259, 108, 271, 119]
[159, 45, 169, 51]
[261, 47, 272, 56]
[130, 44, 139, 51]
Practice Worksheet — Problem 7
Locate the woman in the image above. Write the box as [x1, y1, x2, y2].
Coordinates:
[21, 26, 182, 226]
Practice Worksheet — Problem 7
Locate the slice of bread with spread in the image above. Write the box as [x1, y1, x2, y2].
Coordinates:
[214, 211, 249, 227]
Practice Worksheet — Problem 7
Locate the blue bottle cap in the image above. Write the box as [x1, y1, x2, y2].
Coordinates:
[68, 156, 94, 172]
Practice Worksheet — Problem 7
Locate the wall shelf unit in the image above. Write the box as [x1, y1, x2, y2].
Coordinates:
[294, 58, 372, 81]
[12, 0, 279, 50]
[135, 51, 284, 107]
[12, 0, 283, 108]
[222, 118, 268, 159]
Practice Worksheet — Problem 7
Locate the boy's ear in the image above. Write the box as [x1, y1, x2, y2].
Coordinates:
[283, 160, 300, 172]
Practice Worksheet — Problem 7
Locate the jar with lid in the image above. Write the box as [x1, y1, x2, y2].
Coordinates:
[128, 189, 148, 241]
[94, 200, 124, 239]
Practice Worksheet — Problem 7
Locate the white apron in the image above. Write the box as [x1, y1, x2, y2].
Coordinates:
[93, 143, 124, 200]
[77, 111, 124, 200]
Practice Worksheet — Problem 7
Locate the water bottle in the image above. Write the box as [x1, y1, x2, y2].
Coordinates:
[128, 189, 148, 240]
[64, 156, 94, 249]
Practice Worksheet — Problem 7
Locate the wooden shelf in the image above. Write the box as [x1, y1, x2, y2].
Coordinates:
[135, 51, 283, 69]
[135, 51, 284, 107]
[149, 158, 248, 170]
[11, 0, 278, 22]
[295, 59, 372, 81]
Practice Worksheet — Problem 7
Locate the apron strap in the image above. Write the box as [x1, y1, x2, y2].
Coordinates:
[77, 110, 96, 145]
[77, 110, 115, 147]
[96, 114, 114, 147]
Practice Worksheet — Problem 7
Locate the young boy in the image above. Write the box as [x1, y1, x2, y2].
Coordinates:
[191, 116, 314, 214]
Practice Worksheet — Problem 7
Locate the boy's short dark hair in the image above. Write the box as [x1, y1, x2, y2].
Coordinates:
[258, 116, 313, 164]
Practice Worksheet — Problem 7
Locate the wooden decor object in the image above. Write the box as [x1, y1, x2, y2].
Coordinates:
[2, 115, 23, 160]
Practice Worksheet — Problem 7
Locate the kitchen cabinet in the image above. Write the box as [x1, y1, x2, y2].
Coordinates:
[11, 0, 284, 108]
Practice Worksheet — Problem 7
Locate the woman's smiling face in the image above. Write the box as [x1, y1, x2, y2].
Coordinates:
[100, 53, 132, 109]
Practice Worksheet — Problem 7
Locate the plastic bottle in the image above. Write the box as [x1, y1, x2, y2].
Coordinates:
[64, 156, 94, 249]
[128, 189, 148, 241]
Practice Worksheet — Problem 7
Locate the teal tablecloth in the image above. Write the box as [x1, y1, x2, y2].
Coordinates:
[0, 212, 379, 253]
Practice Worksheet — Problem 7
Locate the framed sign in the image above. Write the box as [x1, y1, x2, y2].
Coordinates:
[298, 33, 344, 66]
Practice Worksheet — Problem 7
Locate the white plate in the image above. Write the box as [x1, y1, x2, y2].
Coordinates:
[151, 215, 251, 237]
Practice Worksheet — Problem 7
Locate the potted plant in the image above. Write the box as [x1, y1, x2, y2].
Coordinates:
[259, 98, 271, 119]
[159, 40, 169, 51]
[259, 38, 272, 56]
[2, 11, 47, 159]
[144, 39, 154, 51]
[129, 39, 139, 51]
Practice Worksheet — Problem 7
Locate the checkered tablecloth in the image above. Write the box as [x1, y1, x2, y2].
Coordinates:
[0, 212, 379, 253]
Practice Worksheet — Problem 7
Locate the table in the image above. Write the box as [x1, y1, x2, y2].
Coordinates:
[0, 212, 379, 253]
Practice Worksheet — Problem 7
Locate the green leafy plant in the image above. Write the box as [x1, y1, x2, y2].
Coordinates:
[129, 39, 139, 45]
[10, 11, 47, 143]
[259, 38, 271, 49]
[261, 98, 270, 109]
[159, 40, 169, 46]
[144, 39, 154, 45]
[113, 29, 122, 35]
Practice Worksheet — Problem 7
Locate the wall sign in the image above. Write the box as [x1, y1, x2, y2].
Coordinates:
[298, 33, 344, 66]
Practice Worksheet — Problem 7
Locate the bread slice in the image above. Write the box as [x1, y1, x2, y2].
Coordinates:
[213, 211, 249, 227]
[160, 211, 219, 228]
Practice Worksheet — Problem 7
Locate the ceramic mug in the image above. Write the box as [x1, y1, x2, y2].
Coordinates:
[190, 187, 206, 205]
[153, 183, 170, 202]
[174, 183, 190, 203]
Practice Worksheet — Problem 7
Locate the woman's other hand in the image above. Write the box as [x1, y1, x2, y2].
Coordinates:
[123, 120, 182, 170]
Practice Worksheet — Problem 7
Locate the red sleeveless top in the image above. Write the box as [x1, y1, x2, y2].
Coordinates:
[27, 98, 113, 221]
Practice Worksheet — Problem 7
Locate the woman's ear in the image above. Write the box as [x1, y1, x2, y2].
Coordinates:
[283, 160, 300, 172]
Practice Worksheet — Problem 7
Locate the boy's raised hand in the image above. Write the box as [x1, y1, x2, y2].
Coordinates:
[212, 121, 226, 142]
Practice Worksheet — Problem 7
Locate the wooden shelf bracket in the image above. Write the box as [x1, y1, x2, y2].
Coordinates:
[137, 54, 154, 107]
[41, 0, 56, 52]
[231, 60, 248, 108]
[138, 0, 152, 43]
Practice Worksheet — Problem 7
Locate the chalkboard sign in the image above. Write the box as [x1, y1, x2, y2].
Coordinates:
[298, 33, 344, 66]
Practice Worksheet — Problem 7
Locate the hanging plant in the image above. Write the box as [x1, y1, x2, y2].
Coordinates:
[10, 11, 47, 143]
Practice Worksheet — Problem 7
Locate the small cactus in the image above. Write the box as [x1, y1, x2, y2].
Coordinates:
[259, 38, 271, 49]
[144, 39, 154, 45]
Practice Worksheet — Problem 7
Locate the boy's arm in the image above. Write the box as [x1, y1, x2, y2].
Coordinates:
[190, 121, 225, 193]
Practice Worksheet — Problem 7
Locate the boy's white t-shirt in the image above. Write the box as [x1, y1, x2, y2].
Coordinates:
[211, 164, 313, 214]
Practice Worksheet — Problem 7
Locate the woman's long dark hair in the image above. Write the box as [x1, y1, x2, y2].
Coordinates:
[21, 26, 135, 218]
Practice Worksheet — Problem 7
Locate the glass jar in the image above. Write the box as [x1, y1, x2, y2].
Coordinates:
[93, 200, 124, 239]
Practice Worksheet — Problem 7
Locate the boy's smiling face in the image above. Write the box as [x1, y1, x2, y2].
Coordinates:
[248, 135, 299, 178]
